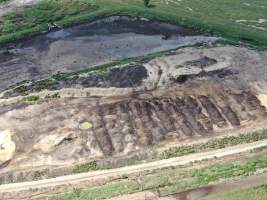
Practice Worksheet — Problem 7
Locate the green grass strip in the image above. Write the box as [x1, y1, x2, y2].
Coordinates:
[160, 130, 267, 159]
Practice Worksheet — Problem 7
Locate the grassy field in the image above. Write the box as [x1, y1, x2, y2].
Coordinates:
[43, 154, 267, 200]
[202, 185, 267, 200]
[0, 0, 267, 49]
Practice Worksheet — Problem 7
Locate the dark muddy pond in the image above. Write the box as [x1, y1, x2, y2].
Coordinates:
[0, 16, 217, 91]
[168, 173, 267, 200]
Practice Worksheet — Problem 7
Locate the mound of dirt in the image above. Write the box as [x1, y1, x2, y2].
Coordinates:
[33, 130, 74, 154]
[0, 130, 16, 166]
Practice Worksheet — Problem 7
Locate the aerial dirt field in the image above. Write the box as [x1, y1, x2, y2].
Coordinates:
[1, 42, 267, 184]
[0, 0, 267, 200]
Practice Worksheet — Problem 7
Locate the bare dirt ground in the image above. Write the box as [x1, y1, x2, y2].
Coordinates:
[0, 140, 267, 199]
[1, 45, 267, 183]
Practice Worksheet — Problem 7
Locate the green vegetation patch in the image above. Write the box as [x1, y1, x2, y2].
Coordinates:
[22, 95, 40, 102]
[72, 160, 98, 174]
[0, 0, 267, 49]
[11, 78, 58, 96]
[158, 155, 267, 196]
[0, 0, 98, 35]
[160, 130, 267, 159]
[48, 181, 140, 200]
[202, 185, 267, 200]
[0, 0, 8, 3]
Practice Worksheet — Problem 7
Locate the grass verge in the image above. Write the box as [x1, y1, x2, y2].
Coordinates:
[160, 130, 267, 159]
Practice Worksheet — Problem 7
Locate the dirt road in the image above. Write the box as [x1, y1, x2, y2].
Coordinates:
[0, 140, 267, 196]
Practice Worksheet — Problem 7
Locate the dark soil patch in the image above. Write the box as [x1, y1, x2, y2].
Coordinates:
[79, 64, 148, 88]
[184, 56, 217, 68]
[3, 64, 148, 98]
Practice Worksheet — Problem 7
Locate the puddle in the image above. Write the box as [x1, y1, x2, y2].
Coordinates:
[172, 186, 213, 200]
[169, 172, 267, 200]
[0, 16, 218, 91]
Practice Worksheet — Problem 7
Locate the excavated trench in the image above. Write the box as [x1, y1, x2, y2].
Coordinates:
[0, 85, 266, 184]
[0, 88, 266, 158]
[80, 91, 265, 156]
[0, 16, 217, 91]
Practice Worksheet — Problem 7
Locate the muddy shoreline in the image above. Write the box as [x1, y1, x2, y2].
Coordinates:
[0, 16, 217, 92]
[0, 15, 210, 46]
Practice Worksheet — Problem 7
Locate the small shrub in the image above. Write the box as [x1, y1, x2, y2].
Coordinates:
[72, 160, 98, 173]
[23, 95, 40, 102]
[144, 0, 150, 7]
[14, 85, 29, 96]
[45, 92, 60, 99]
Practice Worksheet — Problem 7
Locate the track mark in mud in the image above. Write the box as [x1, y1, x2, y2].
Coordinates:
[232, 92, 267, 119]
[198, 96, 227, 128]
[1, 88, 265, 158]
[129, 101, 154, 145]
[81, 92, 266, 155]
[220, 106, 241, 126]
[92, 106, 114, 156]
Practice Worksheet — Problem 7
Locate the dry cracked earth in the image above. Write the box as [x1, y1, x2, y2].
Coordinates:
[0, 17, 267, 184]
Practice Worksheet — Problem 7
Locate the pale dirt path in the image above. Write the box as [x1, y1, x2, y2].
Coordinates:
[0, 139, 267, 193]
